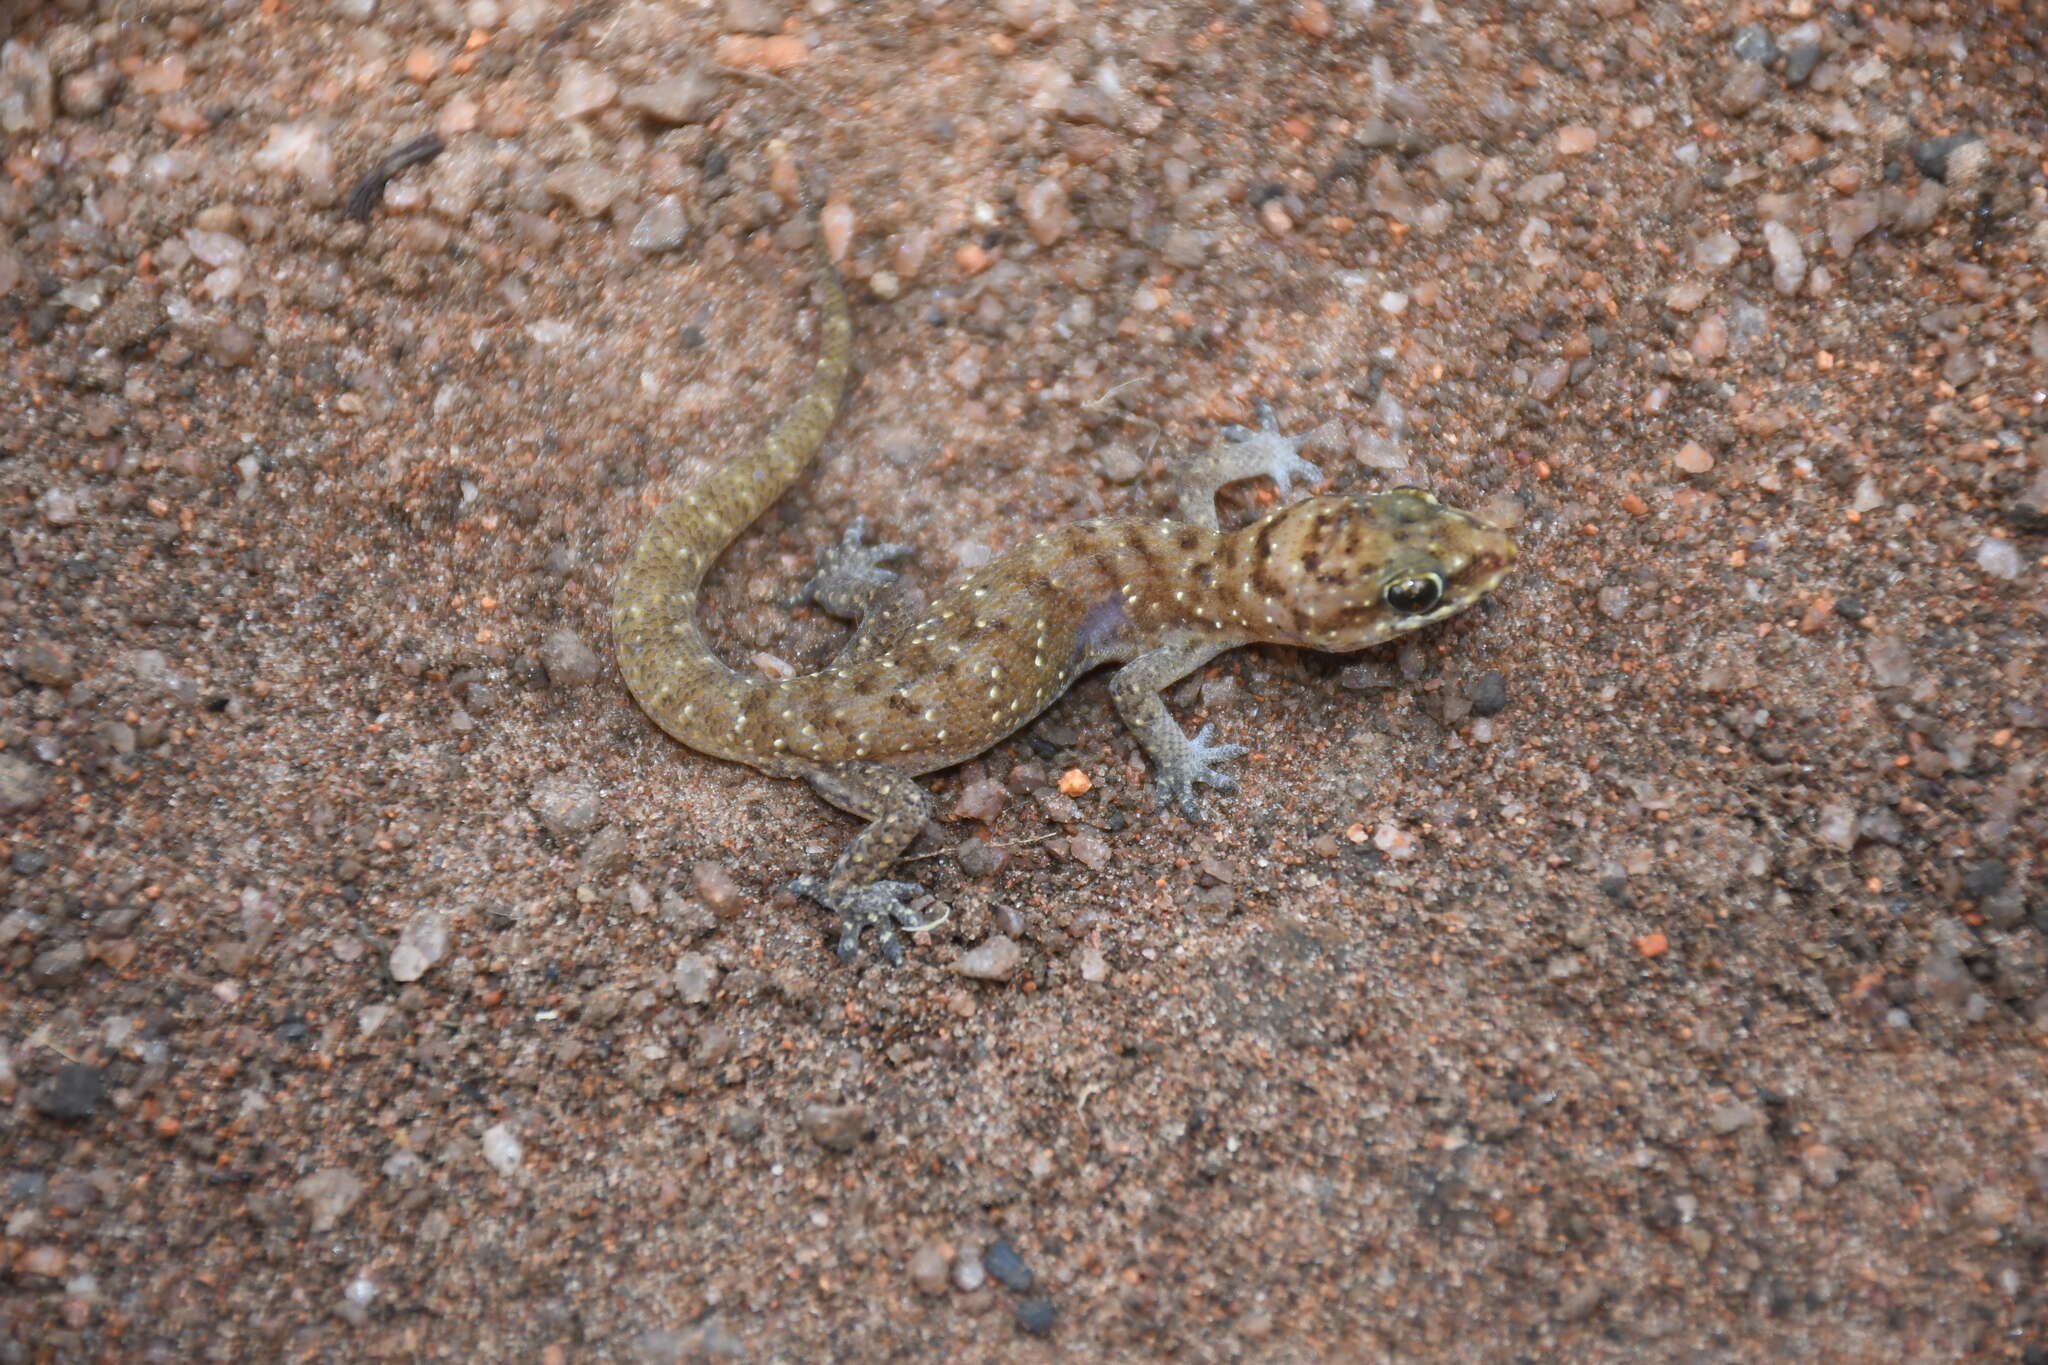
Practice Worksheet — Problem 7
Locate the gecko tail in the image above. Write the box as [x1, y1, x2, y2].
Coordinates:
[611, 193, 853, 759]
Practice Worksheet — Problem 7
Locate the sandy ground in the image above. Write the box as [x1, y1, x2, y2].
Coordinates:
[3, 0, 2047, 1360]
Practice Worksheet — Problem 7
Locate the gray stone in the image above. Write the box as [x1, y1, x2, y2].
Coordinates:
[629, 195, 690, 253]
[30, 942, 86, 988]
[622, 70, 718, 126]
[954, 933, 1023, 981]
[674, 953, 719, 1005]
[540, 627, 601, 687]
[0, 754, 49, 814]
[0, 40, 55, 135]
[802, 1102, 868, 1153]
[1731, 24, 1780, 65]
[33, 1062, 103, 1122]
[389, 908, 448, 982]
[295, 1168, 365, 1233]
[530, 776, 602, 835]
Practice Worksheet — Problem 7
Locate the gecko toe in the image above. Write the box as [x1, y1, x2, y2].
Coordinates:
[803, 876, 933, 965]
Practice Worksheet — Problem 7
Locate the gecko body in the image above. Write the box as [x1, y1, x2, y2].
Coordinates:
[614, 211, 1516, 963]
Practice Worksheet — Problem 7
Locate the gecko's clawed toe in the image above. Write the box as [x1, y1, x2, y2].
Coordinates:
[1157, 723, 1249, 821]
[799, 875, 939, 966]
[806, 519, 912, 608]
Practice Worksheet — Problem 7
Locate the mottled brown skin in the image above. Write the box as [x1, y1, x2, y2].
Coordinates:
[614, 233, 1517, 963]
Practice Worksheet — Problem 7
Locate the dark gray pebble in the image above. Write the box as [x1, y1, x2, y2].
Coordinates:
[1962, 860, 2008, 900]
[1910, 134, 1981, 184]
[1467, 669, 1509, 718]
[1784, 43, 1822, 86]
[1833, 596, 1866, 622]
[985, 1238, 1034, 1292]
[33, 1062, 104, 1122]
[1731, 24, 1779, 65]
[1015, 1297, 1058, 1336]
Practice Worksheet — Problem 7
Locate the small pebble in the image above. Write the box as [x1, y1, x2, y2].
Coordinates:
[389, 908, 448, 983]
[33, 1063, 104, 1122]
[908, 1243, 950, 1296]
[1020, 177, 1072, 247]
[1015, 1298, 1058, 1335]
[1762, 221, 1806, 296]
[31, 942, 86, 988]
[1554, 125, 1598, 156]
[1909, 133, 1982, 185]
[1962, 860, 2008, 900]
[949, 778, 1008, 823]
[554, 60, 619, 120]
[1673, 442, 1714, 475]
[530, 777, 602, 836]
[1826, 197, 1879, 259]
[1067, 832, 1110, 870]
[543, 161, 628, 219]
[1863, 635, 1913, 687]
[692, 861, 746, 914]
[12, 641, 77, 688]
[952, 1244, 987, 1292]
[629, 196, 690, 252]
[1708, 1102, 1756, 1136]
[802, 1103, 867, 1153]
[955, 837, 1010, 879]
[954, 934, 1023, 981]
[1692, 231, 1739, 272]
[1719, 65, 1771, 115]
[295, 1169, 365, 1234]
[1974, 538, 2024, 581]
[622, 70, 718, 126]
[1466, 669, 1508, 718]
[722, 0, 782, 34]
[1731, 24, 1779, 65]
[540, 627, 601, 687]
[481, 1123, 524, 1175]
[673, 953, 718, 1005]
[1689, 313, 1728, 362]
[985, 1239, 1034, 1292]
[1816, 803, 1858, 851]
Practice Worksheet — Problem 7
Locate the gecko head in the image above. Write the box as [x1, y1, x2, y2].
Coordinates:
[1239, 489, 1516, 653]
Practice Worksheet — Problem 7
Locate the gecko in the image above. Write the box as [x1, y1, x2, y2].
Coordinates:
[613, 202, 1517, 965]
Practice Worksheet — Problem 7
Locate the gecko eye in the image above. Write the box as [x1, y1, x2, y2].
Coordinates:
[1383, 574, 1444, 615]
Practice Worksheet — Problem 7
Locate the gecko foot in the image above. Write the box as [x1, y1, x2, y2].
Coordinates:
[1218, 402, 1323, 500]
[1155, 722, 1249, 821]
[805, 516, 912, 617]
[791, 873, 948, 966]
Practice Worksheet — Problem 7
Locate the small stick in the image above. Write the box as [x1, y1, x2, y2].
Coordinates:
[343, 133, 446, 223]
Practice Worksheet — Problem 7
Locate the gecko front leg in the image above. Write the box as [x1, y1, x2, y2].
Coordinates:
[787, 760, 946, 964]
[1173, 402, 1324, 531]
[1109, 639, 1249, 820]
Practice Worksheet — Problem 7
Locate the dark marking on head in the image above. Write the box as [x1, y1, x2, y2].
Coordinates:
[1176, 529, 1199, 552]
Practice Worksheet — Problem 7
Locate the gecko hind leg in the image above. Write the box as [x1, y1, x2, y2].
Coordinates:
[805, 518, 921, 668]
[805, 516, 912, 620]
[788, 761, 944, 965]
[1173, 402, 1324, 531]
